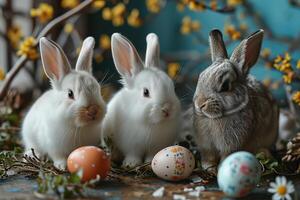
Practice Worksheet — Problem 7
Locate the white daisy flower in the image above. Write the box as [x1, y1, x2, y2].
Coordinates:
[268, 176, 295, 200]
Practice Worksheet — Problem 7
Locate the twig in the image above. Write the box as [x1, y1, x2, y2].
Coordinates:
[0, 0, 94, 100]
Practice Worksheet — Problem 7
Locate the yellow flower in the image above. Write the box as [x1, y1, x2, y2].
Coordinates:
[224, 24, 241, 40]
[61, 0, 80, 9]
[176, 3, 185, 12]
[102, 7, 112, 20]
[297, 60, 300, 69]
[188, 1, 205, 11]
[283, 71, 294, 84]
[210, 0, 218, 10]
[64, 23, 74, 33]
[273, 53, 292, 72]
[239, 23, 248, 31]
[261, 48, 271, 58]
[17, 37, 38, 60]
[94, 52, 104, 63]
[93, 0, 106, 9]
[7, 25, 23, 49]
[168, 63, 180, 79]
[146, 0, 163, 13]
[180, 16, 201, 35]
[127, 9, 142, 27]
[30, 3, 54, 23]
[99, 34, 111, 50]
[293, 91, 300, 106]
[0, 68, 5, 80]
[227, 0, 243, 7]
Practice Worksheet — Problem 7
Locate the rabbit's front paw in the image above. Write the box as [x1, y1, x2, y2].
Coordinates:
[122, 156, 142, 169]
[201, 161, 218, 176]
[54, 159, 67, 170]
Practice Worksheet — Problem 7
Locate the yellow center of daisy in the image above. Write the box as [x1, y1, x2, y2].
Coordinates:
[277, 185, 287, 196]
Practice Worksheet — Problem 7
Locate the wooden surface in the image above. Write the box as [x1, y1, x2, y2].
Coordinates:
[1, 174, 299, 200]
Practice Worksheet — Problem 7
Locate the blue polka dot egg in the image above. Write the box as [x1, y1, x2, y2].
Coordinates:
[217, 151, 262, 198]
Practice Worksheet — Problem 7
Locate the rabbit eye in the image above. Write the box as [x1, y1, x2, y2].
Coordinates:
[68, 89, 74, 99]
[220, 80, 231, 92]
[143, 88, 150, 98]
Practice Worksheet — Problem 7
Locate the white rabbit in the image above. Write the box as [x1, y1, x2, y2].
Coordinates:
[22, 37, 106, 169]
[102, 33, 181, 168]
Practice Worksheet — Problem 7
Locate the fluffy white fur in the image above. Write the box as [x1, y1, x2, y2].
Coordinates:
[22, 37, 106, 169]
[102, 33, 181, 168]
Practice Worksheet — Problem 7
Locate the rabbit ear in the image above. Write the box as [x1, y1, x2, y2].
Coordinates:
[111, 33, 143, 78]
[230, 29, 264, 75]
[39, 37, 71, 81]
[209, 29, 228, 62]
[75, 37, 95, 73]
[145, 33, 160, 68]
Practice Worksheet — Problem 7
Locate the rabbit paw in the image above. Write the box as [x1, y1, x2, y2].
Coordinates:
[54, 159, 67, 170]
[122, 156, 142, 169]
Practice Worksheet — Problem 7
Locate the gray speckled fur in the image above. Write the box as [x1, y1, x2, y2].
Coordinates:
[193, 29, 278, 171]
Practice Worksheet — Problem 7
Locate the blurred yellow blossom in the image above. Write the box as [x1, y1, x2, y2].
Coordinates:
[176, 2, 185, 12]
[61, 0, 79, 9]
[99, 34, 111, 50]
[64, 23, 74, 33]
[17, 37, 38, 60]
[239, 23, 248, 31]
[168, 63, 180, 79]
[224, 24, 241, 40]
[210, 0, 218, 10]
[261, 48, 271, 58]
[146, 0, 163, 13]
[30, 3, 53, 23]
[102, 3, 126, 26]
[180, 16, 201, 35]
[0, 68, 5, 80]
[273, 53, 292, 72]
[188, 1, 205, 11]
[7, 25, 23, 49]
[102, 7, 112, 20]
[227, 0, 243, 7]
[297, 60, 300, 69]
[94, 52, 104, 63]
[283, 71, 294, 84]
[262, 78, 271, 88]
[293, 91, 300, 106]
[93, 0, 106, 9]
[127, 9, 142, 27]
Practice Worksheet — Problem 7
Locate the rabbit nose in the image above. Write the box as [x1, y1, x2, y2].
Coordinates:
[162, 108, 170, 118]
[87, 105, 99, 118]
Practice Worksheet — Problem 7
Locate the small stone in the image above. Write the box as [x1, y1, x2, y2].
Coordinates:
[195, 186, 205, 191]
[152, 187, 165, 198]
[188, 190, 200, 197]
[190, 176, 203, 183]
[183, 188, 193, 192]
[173, 194, 186, 200]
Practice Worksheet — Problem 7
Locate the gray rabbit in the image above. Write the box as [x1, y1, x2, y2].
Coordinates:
[193, 29, 278, 173]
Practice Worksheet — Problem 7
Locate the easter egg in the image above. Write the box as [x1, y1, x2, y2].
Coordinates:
[151, 145, 195, 181]
[217, 151, 262, 198]
[67, 146, 111, 182]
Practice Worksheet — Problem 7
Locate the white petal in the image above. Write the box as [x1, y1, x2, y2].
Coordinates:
[287, 182, 295, 193]
[270, 182, 278, 188]
[152, 187, 165, 197]
[268, 188, 276, 193]
[272, 193, 280, 200]
[281, 176, 287, 185]
[275, 176, 282, 185]
[285, 194, 292, 200]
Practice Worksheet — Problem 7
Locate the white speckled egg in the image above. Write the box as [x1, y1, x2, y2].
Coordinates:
[151, 146, 195, 181]
[217, 151, 262, 197]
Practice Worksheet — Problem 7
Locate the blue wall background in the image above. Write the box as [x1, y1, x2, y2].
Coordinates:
[88, 0, 300, 105]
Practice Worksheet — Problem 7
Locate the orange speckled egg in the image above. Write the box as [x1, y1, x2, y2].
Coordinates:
[67, 146, 110, 182]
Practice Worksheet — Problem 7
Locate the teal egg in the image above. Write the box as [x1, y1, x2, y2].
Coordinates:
[217, 151, 262, 198]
